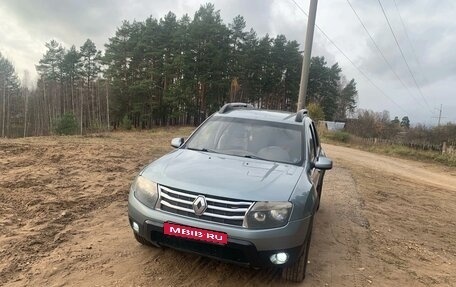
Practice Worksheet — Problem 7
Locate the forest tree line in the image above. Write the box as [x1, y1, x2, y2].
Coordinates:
[0, 4, 358, 138]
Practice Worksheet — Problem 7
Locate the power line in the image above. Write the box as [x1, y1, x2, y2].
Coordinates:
[392, 0, 430, 86]
[345, 0, 428, 113]
[289, 0, 408, 114]
[377, 0, 432, 112]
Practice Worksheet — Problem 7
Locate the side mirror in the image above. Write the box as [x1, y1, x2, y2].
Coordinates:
[171, 137, 184, 148]
[314, 156, 333, 170]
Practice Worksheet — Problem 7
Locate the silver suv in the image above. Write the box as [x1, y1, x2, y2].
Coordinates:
[128, 103, 332, 282]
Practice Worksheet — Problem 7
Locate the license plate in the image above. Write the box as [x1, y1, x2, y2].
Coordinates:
[163, 222, 228, 245]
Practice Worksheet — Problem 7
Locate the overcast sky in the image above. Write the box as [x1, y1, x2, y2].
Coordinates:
[0, 0, 454, 124]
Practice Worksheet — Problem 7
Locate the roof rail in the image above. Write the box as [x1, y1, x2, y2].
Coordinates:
[219, 102, 255, 114]
[295, 109, 308, 122]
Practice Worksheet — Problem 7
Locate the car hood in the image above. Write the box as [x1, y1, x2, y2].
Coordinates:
[141, 149, 303, 201]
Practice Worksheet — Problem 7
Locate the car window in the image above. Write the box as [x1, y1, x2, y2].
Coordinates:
[311, 122, 320, 149]
[186, 116, 303, 165]
[307, 123, 317, 162]
[185, 119, 229, 149]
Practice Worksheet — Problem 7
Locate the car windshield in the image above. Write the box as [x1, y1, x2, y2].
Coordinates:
[186, 116, 303, 165]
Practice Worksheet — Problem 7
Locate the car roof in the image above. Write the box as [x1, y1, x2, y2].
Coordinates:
[214, 109, 305, 126]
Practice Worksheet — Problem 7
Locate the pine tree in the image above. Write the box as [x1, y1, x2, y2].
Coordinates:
[80, 39, 102, 130]
[36, 40, 65, 128]
[61, 45, 81, 114]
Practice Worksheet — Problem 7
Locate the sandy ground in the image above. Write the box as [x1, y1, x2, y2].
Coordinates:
[0, 130, 455, 287]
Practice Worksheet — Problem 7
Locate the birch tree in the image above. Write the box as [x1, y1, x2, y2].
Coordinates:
[0, 52, 20, 138]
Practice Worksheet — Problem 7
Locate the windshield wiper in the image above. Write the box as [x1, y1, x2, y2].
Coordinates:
[242, 154, 269, 161]
[187, 147, 219, 154]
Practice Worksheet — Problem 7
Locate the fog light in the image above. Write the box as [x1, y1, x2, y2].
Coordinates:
[132, 222, 140, 233]
[270, 252, 289, 264]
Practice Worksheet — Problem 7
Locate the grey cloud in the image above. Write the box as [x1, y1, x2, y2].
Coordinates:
[0, 0, 454, 123]
[0, 0, 122, 49]
[352, 0, 456, 87]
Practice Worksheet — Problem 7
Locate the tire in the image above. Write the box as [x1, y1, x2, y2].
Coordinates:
[134, 232, 151, 246]
[282, 217, 314, 282]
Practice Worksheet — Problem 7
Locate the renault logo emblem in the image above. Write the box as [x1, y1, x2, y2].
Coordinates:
[192, 195, 207, 216]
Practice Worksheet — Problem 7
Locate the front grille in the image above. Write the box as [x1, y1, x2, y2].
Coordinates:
[156, 185, 254, 226]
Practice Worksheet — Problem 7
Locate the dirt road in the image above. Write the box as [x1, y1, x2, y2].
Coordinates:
[1, 131, 455, 286]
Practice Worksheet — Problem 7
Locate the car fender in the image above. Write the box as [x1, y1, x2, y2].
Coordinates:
[288, 168, 318, 221]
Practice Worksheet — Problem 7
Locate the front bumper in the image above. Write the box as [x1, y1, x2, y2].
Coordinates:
[128, 191, 311, 267]
[135, 219, 303, 267]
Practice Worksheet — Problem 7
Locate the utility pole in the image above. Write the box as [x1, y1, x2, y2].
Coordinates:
[297, 0, 318, 111]
[432, 104, 446, 126]
[438, 104, 442, 126]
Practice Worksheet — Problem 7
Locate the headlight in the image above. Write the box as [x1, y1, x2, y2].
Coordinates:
[243, 201, 293, 229]
[132, 176, 158, 208]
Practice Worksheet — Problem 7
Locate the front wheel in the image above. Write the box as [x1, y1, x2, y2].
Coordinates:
[281, 217, 314, 282]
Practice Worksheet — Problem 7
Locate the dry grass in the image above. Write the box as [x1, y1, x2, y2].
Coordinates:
[322, 132, 456, 168]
